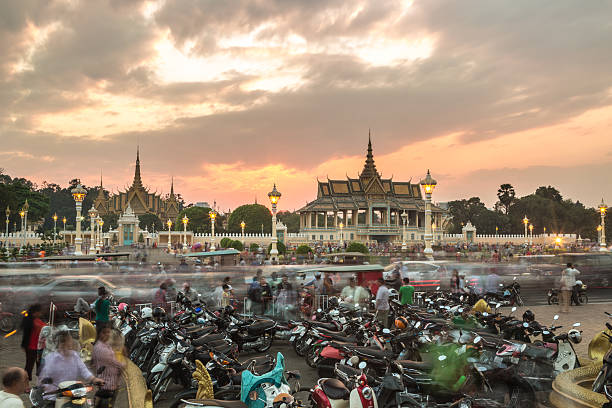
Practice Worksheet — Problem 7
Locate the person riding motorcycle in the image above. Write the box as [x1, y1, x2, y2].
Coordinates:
[37, 331, 104, 405]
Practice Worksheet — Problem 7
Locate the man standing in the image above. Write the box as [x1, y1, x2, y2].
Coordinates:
[0, 368, 29, 407]
[375, 278, 390, 328]
[399, 278, 415, 305]
[93, 287, 110, 334]
[561, 263, 580, 313]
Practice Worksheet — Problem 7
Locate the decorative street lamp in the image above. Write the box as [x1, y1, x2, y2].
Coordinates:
[555, 236, 562, 249]
[401, 210, 408, 250]
[495, 226, 498, 237]
[268, 184, 282, 261]
[419, 170, 437, 256]
[71, 184, 86, 255]
[522, 215, 529, 243]
[209, 210, 217, 251]
[97, 218, 104, 250]
[240, 220, 246, 246]
[543, 226, 547, 235]
[167, 219, 173, 250]
[23, 200, 29, 248]
[339, 222, 344, 247]
[88, 208, 97, 253]
[62, 216, 67, 244]
[5, 206, 9, 246]
[52, 213, 58, 246]
[599, 199, 607, 251]
[529, 224, 534, 246]
[19, 209, 25, 248]
[597, 225, 603, 245]
[182, 215, 189, 247]
[432, 223, 437, 247]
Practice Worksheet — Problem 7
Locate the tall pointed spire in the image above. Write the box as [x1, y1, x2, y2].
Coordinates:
[132, 145, 143, 189]
[170, 176, 174, 196]
[96, 170, 105, 200]
[360, 130, 379, 180]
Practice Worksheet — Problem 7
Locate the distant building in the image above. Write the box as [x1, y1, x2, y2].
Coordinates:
[298, 136, 444, 243]
[92, 147, 180, 220]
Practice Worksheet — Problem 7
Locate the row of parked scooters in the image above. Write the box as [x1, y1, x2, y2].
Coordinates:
[107, 285, 611, 408]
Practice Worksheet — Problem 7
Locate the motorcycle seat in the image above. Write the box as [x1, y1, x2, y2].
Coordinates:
[398, 360, 433, 371]
[522, 344, 555, 360]
[185, 326, 215, 338]
[193, 333, 226, 346]
[313, 321, 339, 331]
[350, 347, 394, 360]
[321, 333, 357, 343]
[247, 320, 276, 335]
[335, 363, 361, 378]
[321, 378, 350, 400]
[182, 399, 247, 408]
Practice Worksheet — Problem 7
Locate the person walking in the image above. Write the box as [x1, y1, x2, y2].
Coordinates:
[92, 325, 125, 408]
[560, 263, 580, 313]
[399, 277, 415, 305]
[0, 368, 29, 408]
[221, 285, 231, 307]
[450, 270, 459, 294]
[154, 282, 168, 306]
[375, 278, 390, 328]
[93, 287, 111, 334]
[21, 304, 45, 381]
[246, 277, 262, 315]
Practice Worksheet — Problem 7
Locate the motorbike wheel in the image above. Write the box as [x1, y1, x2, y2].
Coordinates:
[293, 336, 308, 357]
[0, 315, 15, 333]
[490, 383, 535, 408]
[153, 375, 172, 403]
[256, 333, 273, 352]
[579, 294, 589, 304]
[305, 347, 320, 368]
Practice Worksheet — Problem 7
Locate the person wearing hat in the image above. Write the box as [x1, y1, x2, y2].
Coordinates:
[93, 286, 110, 334]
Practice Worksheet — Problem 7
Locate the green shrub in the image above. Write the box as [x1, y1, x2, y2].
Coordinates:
[296, 244, 312, 255]
[219, 237, 232, 248]
[229, 240, 244, 251]
[346, 241, 369, 254]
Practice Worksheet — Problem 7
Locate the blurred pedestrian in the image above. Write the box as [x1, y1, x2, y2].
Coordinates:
[21, 304, 45, 380]
[375, 278, 390, 328]
[92, 325, 125, 408]
[260, 277, 272, 315]
[93, 287, 111, 334]
[560, 263, 580, 313]
[154, 282, 167, 305]
[450, 270, 459, 293]
[182, 282, 199, 303]
[399, 277, 415, 305]
[247, 277, 262, 315]
[0, 367, 29, 408]
[221, 285, 231, 308]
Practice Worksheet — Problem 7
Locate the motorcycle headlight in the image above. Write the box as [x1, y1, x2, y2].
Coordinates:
[362, 387, 372, 400]
[63, 386, 93, 398]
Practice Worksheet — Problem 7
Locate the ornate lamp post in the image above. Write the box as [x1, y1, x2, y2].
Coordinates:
[268, 184, 282, 261]
[597, 225, 602, 246]
[209, 210, 217, 251]
[97, 218, 104, 250]
[52, 213, 58, 246]
[167, 219, 173, 250]
[529, 224, 534, 246]
[599, 199, 607, 251]
[419, 170, 437, 256]
[495, 226, 498, 237]
[522, 215, 529, 243]
[88, 208, 97, 253]
[240, 221, 246, 246]
[432, 223, 437, 247]
[182, 215, 189, 247]
[339, 222, 344, 247]
[71, 184, 86, 255]
[401, 210, 408, 250]
[19, 209, 25, 248]
[5, 206, 9, 245]
[62, 216, 66, 244]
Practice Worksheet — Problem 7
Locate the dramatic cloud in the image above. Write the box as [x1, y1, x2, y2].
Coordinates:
[1, 0, 612, 211]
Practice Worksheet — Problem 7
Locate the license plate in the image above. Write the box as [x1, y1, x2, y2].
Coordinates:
[290, 336, 295, 342]
[306, 338, 312, 345]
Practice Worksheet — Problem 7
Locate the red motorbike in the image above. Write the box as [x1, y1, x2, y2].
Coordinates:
[310, 361, 377, 408]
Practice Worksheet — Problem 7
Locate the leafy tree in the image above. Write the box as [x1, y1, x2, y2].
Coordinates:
[296, 244, 312, 255]
[139, 213, 163, 232]
[101, 213, 119, 232]
[267, 241, 286, 255]
[227, 204, 272, 234]
[496, 184, 516, 214]
[346, 242, 368, 254]
[535, 186, 562, 202]
[229, 240, 243, 251]
[277, 211, 300, 233]
[175, 206, 220, 234]
[220, 237, 232, 248]
[249, 243, 260, 252]
[138, 233, 144, 243]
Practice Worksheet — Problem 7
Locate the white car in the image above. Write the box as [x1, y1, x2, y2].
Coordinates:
[383, 261, 449, 289]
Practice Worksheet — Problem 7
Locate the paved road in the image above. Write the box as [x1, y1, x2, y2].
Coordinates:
[521, 287, 612, 306]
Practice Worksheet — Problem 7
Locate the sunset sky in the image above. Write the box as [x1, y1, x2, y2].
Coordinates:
[2, 0, 612, 212]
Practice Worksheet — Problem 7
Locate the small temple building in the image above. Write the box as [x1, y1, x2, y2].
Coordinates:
[92, 147, 180, 221]
[298, 135, 444, 244]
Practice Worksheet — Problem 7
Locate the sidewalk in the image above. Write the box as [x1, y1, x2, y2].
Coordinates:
[513, 302, 612, 362]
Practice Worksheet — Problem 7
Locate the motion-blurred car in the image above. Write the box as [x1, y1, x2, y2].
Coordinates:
[383, 261, 449, 289]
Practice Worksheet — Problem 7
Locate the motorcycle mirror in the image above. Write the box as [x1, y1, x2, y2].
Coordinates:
[511, 307, 517, 312]
[382, 328, 391, 334]
[415, 321, 421, 328]
[474, 336, 481, 344]
[438, 355, 447, 361]
[482, 312, 489, 317]
[523, 322, 529, 328]
[458, 308, 464, 313]
[553, 315, 559, 320]
[573, 322, 581, 327]
[358, 361, 367, 370]
[317, 309, 322, 313]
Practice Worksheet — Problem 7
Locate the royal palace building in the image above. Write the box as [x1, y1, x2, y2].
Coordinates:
[298, 136, 444, 244]
[92, 148, 180, 221]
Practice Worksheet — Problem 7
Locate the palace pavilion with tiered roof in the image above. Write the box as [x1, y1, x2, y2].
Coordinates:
[298, 136, 444, 244]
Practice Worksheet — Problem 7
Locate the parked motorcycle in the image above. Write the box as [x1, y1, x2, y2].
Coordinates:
[310, 361, 377, 408]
